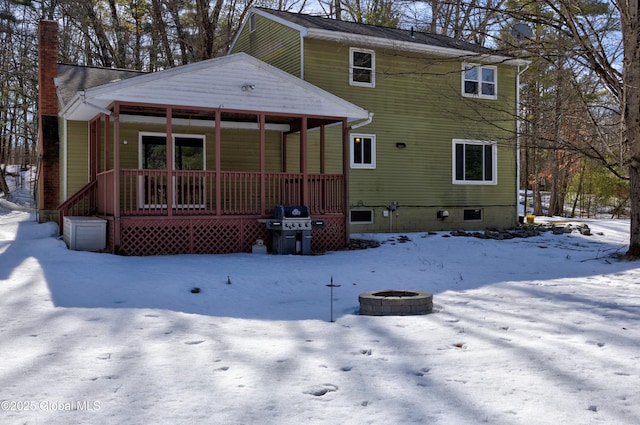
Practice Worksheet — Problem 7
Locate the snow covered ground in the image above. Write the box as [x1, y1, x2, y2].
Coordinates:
[1, 170, 639, 424]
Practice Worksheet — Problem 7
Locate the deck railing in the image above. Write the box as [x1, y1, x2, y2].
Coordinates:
[119, 170, 344, 216]
[57, 180, 98, 230]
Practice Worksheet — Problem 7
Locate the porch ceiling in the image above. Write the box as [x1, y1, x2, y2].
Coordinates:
[60, 53, 370, 124]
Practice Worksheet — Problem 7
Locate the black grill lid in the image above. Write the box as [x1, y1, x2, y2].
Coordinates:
[274, 205, 310, 219]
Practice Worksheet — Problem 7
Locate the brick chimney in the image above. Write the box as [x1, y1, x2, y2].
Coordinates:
[37, 20, 60, 224]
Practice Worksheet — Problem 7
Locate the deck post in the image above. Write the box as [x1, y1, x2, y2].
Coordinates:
[301, 116, 308, 206]
[320, 122, 326, 174]
[113, 103, 121, 247]
[166, 107, 173, 217]
[259, 113, 266, 214]
[342, 118, 349, 247]
[215, 109, 221, 216]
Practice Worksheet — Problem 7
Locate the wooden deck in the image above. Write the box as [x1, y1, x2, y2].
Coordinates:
[60, 169, 347, 255]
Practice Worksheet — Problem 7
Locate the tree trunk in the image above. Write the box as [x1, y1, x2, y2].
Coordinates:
[167, 0, 192, 64]
[571, 160, 585, 217]
[623, 2, 640, 257]
[108, 0, 127, 68]
[151, 0, 175, 67]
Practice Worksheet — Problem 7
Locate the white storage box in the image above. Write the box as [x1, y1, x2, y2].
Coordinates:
[63, 216, 107, 251]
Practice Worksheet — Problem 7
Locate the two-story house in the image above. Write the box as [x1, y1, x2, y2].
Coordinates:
[39, 9, 527, 255]
[230, 8, 529, 233]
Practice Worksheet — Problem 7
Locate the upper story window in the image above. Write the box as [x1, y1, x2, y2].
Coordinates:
[462, 64, 497, 99]
[452, 139, 497, 185]
[351, 133, 376, 168]
[350, 48, 375, 87]
[250, 14, 256, 32]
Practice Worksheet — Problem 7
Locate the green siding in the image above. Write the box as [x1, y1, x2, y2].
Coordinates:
[301, 39, 518, 222]
[65, 120, 89, 200]
[232, 15, 522, 231]
[230, 14, 301, 77]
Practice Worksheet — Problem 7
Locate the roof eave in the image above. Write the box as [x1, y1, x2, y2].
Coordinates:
[305, 28, 529, 66]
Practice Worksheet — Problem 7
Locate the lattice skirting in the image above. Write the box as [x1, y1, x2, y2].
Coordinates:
[116, 215, 346, 256]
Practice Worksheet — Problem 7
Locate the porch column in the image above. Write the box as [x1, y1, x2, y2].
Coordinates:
[215, 109, 221, 216]
[113, 103, 121, 247]
[320, 122, 326, 174]
[282, 133, 288, 172]
[104, 115, 111, 170]
[166, 107, 173, 217]
[259, 113, 266, 214]
[89, 119, 96, 181]
[300, 116, 308, 206]
[342, 119, 349, 247]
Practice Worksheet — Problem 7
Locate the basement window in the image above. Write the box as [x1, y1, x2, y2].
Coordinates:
[350, 209, 374, 224]
[463, 209, 483, 221]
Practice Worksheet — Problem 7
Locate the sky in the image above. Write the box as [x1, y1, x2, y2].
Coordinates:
[1, 167, 639, 425]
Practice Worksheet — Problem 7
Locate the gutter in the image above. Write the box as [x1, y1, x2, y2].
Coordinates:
[307, 28, 530, 67]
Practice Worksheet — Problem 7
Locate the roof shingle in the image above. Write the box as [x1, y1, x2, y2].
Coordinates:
[256, 8, 498, 56]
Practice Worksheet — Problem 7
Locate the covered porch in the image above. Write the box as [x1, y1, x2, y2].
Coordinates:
[57, 54, 370, 255]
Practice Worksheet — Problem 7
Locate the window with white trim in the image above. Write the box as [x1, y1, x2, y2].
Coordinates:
[249, 14, 256, 32]
[462, 64, 497, 99]
[351, 133, 376, 169]
[452, 139, 497, 185]
[350, 48, 375, 87]
[139, 132, 206, 208]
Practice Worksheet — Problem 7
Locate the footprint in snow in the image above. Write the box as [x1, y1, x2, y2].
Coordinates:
[414, 367, 431, 376]
[185, 340, 205, 345]
[304, 384, 338, 397]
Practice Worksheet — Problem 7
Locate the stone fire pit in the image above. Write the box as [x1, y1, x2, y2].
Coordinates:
[359, 290, 433, 316]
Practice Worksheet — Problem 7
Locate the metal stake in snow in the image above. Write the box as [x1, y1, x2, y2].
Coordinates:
[326, 276, 341, 322]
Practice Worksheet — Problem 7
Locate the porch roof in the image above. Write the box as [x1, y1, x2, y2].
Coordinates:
[60, 52, 370, 123]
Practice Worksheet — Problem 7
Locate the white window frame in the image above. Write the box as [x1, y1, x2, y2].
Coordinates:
[462, 63, 497, 100]
[249, 14, 256, 32]
[349, 47, 375, 88]
[138, 132, 207, 208]
[350, 133, 376, 169]
[452, 139, 497, 185]
[350, 209, 374, 224]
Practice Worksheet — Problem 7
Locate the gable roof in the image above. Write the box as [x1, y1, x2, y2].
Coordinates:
[59, 52, 370, 122]
[237, 8, 527, 66]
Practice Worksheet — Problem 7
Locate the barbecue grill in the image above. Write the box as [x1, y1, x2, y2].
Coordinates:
[266, 205, 325, 254]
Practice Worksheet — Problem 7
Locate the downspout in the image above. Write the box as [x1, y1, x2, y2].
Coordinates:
[343, 113, 373, 245]
[300, 32, 305, 79]
[342, 112, 373, 245]
[55, 76, 69, 201]
[63, 118, 68, 200]
[516, 64, 530, 222]
[350, 112, 374, 130]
